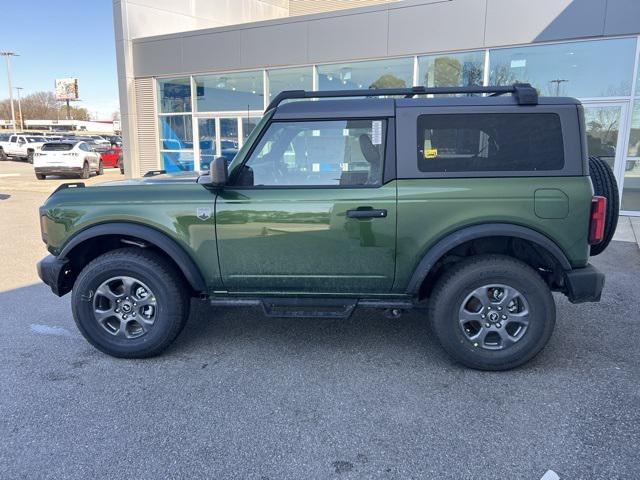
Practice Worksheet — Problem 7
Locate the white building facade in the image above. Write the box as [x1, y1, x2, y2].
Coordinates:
[114, 0, 640, 215]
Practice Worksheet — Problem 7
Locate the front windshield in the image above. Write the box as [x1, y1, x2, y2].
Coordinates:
[227, 110, 273, 176]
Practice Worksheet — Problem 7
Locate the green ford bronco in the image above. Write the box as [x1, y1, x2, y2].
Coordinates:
[37, 84, 618, 370]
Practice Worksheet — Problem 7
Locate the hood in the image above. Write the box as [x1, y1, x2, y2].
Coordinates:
[97, 171, 200, 187]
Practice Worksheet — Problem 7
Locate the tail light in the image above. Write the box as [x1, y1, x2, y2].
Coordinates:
[589, 196, 607, 245]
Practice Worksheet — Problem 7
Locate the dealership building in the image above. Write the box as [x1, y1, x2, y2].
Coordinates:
[113, 0, 640, 215]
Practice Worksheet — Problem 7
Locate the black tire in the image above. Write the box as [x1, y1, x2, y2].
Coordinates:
[35, 173, 46, 180]
[589, 156, 619, 256]
[80, 161, 90, 179]
[71, 248, 190, 358]
[429, 255, 555, 371]
[27, 150, 34, 164]
[97, 161, 104, 175]
[0, 148, 7, 161]
[118, 155, 124, 174]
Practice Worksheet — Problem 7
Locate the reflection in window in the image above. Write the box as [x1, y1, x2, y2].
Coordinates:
[162, 151, 194, 172]
[243, 119, 386, 186]
[583, 106, 621, 169]
[489, 38, 636, 97]
[416, 113, 564, 173]
[629, 104, 640, 157]
[220, 118, 239, 163]
[418, 51, 484, 88]
[318, 58, 413, 91]
[197, 118, 217, 171]
[158, 77, 191, 113]
[195, 71, 264, 112]
[268, 67, 313, 101]
[242, 117, 261, 143]
[622, 160, 640, 211]
[159, 115, 193, 150]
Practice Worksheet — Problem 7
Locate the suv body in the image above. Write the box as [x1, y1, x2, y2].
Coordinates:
[33, 141, 103, 179]
[36, 85, 609, 370]
[0, 134, 47, 162]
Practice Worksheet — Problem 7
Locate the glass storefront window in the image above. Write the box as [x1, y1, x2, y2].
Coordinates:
[629, 104, 640, 157]
[489, 38, 637, 98]
[162, 151, 194, 172]
[158, 77, 191, 113]
[197, 118, 217, 171]
[622, 159, 640, 211]
[418, 51, 484, 88]
[159, 115, 193, 150]
[268, 67, 313, 101]
[242, 116, 261, 143]
[583, 105, 622, 170]
[195, 71, 264, 112]
[318, 57, 413, 91]
[219, 118, 239, 162]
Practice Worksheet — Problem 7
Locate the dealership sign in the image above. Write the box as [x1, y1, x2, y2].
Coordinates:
[55, 78, 79, 101]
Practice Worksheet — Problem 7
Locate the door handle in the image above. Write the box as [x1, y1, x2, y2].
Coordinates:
[346, 208, 387, 219]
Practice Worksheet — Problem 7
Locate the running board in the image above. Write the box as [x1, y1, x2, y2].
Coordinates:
[209, 297, 415, 319]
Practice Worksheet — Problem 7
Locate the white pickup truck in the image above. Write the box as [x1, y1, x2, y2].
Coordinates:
[0, 134, 47, 163]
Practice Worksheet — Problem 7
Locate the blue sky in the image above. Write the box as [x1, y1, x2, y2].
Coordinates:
[1, 0, 118, 119]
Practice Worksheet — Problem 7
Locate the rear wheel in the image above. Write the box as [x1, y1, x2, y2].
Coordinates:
[589, 156, 619, 256]
[35, 173, 46, 180]
[429, 255, 555, 371]
[80, 161, 90, 179]
[97, 161, 104, 175]
[71, 248, 190, 358]
[0, 148, 7, 161]
[118, 155, 124, 174]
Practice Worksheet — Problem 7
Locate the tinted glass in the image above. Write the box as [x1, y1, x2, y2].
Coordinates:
[220, 118, 239, 162]
[162, 151, 194, 172]
[621, 159, 640, 211]
[318, 58, 413, 91]
[195, 71, 263, 112]
[268, 67, 313, 100]
[416, 113, 564, 173]
[244, 119, 386, 186]
[242, 117, 260, 143]
[629, 103, 640, 157]
[198, 118, 217, 171]
[418, 51, 484, 88]
[160, 115, 193, 150]
[158, 77, 191, 113]
[490, 38, 637, 97]
[584, 105, 622, 169]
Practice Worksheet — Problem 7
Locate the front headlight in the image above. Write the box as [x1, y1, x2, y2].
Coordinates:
[40, 214, 48, 244]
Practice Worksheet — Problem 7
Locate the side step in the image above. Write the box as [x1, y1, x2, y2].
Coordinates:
[209, 297, 415, 319]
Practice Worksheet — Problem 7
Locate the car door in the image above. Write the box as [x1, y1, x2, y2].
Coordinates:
[7, 135, 18, 155]
[215, 117, 397, 294]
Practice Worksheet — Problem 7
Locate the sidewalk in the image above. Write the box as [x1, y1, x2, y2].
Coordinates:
[613, 216, 640, 249]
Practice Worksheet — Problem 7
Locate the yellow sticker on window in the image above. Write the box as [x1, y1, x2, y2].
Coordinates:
[425, 148, 438, 159]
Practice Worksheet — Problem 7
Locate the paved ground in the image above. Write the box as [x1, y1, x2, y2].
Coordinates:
[1, 160, 639, 479]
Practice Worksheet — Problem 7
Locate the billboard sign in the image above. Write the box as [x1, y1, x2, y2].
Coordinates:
[55, 78, 79, 101]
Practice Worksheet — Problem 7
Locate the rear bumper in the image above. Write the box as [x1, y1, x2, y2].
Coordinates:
[564, 264, 605, 303]
[34, 166, 82, 175]
[37, 255, 72, 297]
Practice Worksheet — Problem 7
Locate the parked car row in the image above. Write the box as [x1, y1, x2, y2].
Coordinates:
[0, 132, 124, 179]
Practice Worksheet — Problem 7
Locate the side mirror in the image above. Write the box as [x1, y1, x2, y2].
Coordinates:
[209, 156, 228, 187]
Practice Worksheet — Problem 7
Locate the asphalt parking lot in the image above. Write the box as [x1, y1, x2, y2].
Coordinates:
[1, 160, 639, 479]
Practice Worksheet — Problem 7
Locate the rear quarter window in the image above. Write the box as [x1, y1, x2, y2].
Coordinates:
[417, 113, 564, 173]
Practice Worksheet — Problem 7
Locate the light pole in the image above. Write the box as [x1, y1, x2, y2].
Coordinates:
[1, 51, 19, 134]
[15, 86, 24, 131]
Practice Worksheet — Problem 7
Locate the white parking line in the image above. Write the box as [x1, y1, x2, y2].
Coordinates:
[30, 324, 75, 337]
[0, 173, 21, 177]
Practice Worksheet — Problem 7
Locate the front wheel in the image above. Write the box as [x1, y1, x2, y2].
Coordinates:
[71, 248, 190, 358]
[27, 150, 34, 164]
[97, 161, 104, 175]
[429, 255, 555, 371]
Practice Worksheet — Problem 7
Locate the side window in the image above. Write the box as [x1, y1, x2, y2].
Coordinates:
[78, 143, 87, 152]
[416, 113, 564, 173]
[241, 119, 386, 187]
[9, 136, 16, 143]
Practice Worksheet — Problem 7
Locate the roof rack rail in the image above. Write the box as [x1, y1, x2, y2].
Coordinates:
[266, 83, 538, 110]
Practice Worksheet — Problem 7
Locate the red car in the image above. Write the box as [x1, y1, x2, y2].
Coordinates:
[100, 146, 124, 173]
